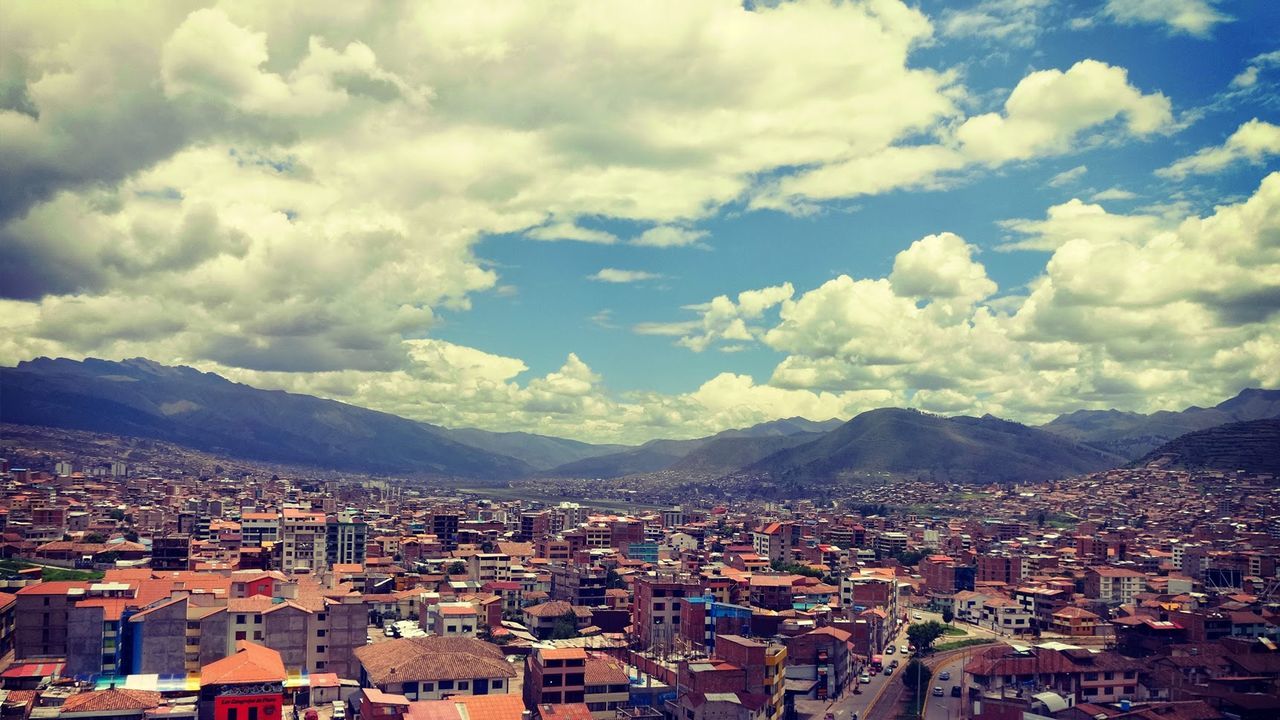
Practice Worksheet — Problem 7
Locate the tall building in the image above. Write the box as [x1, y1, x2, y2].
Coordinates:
[240, 512, 281, 547]
[151, 535, 191, 571]
[326, 512, 368, 567]
[433, 512, 460, 551]
[632, 572, 702, 650]
[280, 509, 326, 573]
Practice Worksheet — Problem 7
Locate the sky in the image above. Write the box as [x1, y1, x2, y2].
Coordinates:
[1, 0, 1278, 444]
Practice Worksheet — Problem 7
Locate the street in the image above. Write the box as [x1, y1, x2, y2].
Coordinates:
[797, 623, 911, 720]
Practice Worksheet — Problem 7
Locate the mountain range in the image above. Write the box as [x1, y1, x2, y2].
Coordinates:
[1039, 388, 1280, 459]
[1, 357, 1275, 486]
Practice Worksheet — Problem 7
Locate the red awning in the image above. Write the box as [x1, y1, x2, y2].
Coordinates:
[1, 662, 65, 678]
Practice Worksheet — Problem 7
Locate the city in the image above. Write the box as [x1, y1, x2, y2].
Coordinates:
[0, 440, 1273, 720]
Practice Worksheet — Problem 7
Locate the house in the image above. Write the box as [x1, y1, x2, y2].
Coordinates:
[354, 636, 516, 701]
[1051, 606, 1102, 637]
[523, 601, 593, 639]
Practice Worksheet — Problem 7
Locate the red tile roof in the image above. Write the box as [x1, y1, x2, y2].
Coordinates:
[200, 641, 287, 686]
[61, 688, 161, 714]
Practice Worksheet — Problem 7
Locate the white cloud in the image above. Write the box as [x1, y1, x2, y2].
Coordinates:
[998, 198, 1166, 251]
[1047, 165, 1088, 187]
[957, 60, 1172, 164]
[1157, 119, 1280, 179]
[1231, 50, 1280, 89]
[632, 226, 709, 248]
[939, 0, 1050, 48]
[588, 268, 663, 284]
[527, 222, 619, 245]
[1090, 187, 1138, 201]
[1102, 0, 1231, 37]
[636, 283, 795, 353]
[890, 232, 997, 305]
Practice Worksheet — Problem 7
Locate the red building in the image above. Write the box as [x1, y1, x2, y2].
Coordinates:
[199, 641, 286, 720]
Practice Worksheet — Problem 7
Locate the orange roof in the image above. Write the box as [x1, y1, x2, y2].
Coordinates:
[407, 694, 525, 720]
[539, 647, 588, 661]
[200, 641, 286, 686]
[15, 581, 91, 596]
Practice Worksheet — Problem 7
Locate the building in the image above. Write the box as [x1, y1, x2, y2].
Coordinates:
[523, 601, 593, 639]
[239, 513, 280, 548]
[1085, 567, 1146, 605]
[632, 573, 702, 650]
[151, 535, 192, 571]
[280, 509, 326, 573]
[14, 580, 88, 660]
[199, 641, 286, 720]
[354, 637, 517, 701]
[326, 512, 368, 567]
[524, 646, 588, 707]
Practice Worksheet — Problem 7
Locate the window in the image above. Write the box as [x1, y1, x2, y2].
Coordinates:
[235, 631, 247, 641]
[654, 602, 665, 611]
[423, 683, 434, 692]
[1124, 686, 1135, 694]
[1104, 672, 1114, 680]
[316, 645, 326, 653]
[654, 618, 663, 625]
[492, 680, 503, 689]
[317, 629, 327, 637]
[1083, 688, 1098, 697]
[439, 680, 454, 690]
[237, 614, 246, 623]
[316, 661, 326, 669]
[459, 681, 469, 690]
[1084, 673, 1098, 681]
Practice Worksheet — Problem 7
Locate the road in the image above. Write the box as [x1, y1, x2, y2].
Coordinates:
[920, 649, 972, 720]
[798, 623, 911, 720]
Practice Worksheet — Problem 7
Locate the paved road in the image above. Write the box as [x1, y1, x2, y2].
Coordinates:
[920, 650, 971, 720]
[798, 624, 911, 720]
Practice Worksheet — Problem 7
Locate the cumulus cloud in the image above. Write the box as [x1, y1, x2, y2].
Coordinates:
[956, 60, 1172, 164]
[1102, 0, 1231, 37]
[1156, 119, 1280, 179]
[635, 283, 795, 353]
[997, 198, 1167, 251]
[588, 268, 663, 284]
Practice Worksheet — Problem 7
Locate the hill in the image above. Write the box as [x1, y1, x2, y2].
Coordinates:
[1041, 388, 1280, 459]
[1136, 419, 1280, 474]
[740, 408, 1123, 486]
[540, 418, 844, 479]
[0, 357, 532, 479]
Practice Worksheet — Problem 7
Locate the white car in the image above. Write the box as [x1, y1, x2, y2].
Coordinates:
[913, 612, 923, 621]
[939, 671, 950, 681]
[859, 673, 871, 684]
[932, 686, 944, 697]
[900, 645, 909, 654]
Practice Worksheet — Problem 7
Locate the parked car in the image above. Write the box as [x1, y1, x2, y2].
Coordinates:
[883, 667, 892, 676]
[890, 659, 899, 669]
[933, 686, 944, 697]
[859, 673, 871, 684]
[886, 645, 895, 655]
[900, 645, 909, 654]
[939, 671, 950, 681]
[333, 701, 347, 719]
[913, 612, 923, 621]
[951, 686, 962, 698]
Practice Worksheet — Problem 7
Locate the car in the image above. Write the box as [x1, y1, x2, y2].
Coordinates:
[859, 674, 871, 684]
[383, 623, 395, 636]
[932, 686, 944, 697]
[333, 701, 347, 719]
[951, 686, 962, 698]
[913, 612, 923, 621]
[900, 645, 909, 654]
[886, 645, 895, 655]
[883, 667, 892, 676]
[939, 671, 950, 681]
[890, 659, 899, 669]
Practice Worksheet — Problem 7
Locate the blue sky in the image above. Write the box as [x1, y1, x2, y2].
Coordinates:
[2, 0, 1278, 442]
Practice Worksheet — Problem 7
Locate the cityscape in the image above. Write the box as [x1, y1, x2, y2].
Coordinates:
[2, 2, 1279, 720]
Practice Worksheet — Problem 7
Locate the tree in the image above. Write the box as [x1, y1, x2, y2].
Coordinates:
[894, 549, 927, 567]
[447, 560, 467, 575]
[900, 658, 932, 690]
[941, 607, 954, 624]
[549, 610, 580, 640]
[83, 533, 107, 544]
[907, 621, 948, 654]
[605, 567, 628, 590]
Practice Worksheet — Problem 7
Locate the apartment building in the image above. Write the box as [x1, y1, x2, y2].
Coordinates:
[280, 509, 326, 573]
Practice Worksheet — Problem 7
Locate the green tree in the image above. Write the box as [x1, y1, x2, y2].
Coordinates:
[447, 560, 467, 575]
[941, 607, 955, 625]
[549, 610, 580, 640]
[83, 533, 107, 544]
[907, 621, 948, 654]
[605, 567, 628, 590]
[895, 549, 926, 567]
[900, 658, 932, 690]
